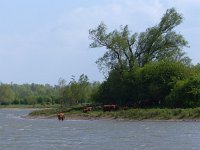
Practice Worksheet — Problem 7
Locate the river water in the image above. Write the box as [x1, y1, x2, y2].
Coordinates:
[0, 109, 200, 150]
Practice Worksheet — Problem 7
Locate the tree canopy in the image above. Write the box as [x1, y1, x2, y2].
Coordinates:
[89, 8, 190, 76]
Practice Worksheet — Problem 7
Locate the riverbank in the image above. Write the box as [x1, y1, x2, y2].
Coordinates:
[0, 104, 59, 109]
[27, 106, 200, 121]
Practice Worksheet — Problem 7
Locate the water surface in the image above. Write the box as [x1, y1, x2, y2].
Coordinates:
[0, 109, 200, 150]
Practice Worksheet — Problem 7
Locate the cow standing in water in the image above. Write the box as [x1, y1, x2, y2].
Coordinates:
[58, 113, 65, 121]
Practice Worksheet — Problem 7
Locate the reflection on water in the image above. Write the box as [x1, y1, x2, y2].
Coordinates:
[0, 109, 200, 150]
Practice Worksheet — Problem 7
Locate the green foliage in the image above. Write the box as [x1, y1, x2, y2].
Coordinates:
[92, 69, 132, 105]
[0, 83, 59, 106]
[89, 8, 200, 108]
[93, 61, 191, 107]
[109, 108, 200, 120]
[58, 74, 101, 106]
[28, 106, 200, 121]
[0, 84, 15, 105]
[134, 61, 190, 106]
[166, 75, 200, 108]
[0, 75, 99, 107]
[89, 8, 190, 76]
[29, 108, 60, 116]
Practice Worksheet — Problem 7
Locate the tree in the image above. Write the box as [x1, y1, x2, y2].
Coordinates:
[92, 69, 125, 105]
[92, 61, 191, 107]
[133, 61, 190, 107]
[89, 8, 194, 107]
[78, 74, 89, 103]
[166, 76, 200, 108]
[58, 78, 67, 106]
[65, 76, 79, 105]
[0, 84, 15, 105]
[89, 8, 190, 76]
[65, 74, 90, 105]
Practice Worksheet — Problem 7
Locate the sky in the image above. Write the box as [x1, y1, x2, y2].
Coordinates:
[0, 0, 199, 85]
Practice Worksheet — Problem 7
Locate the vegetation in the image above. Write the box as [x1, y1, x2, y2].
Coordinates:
[28, 106, 200, 121]
[0, 83, 59, 106]
[1, 8, 200, 121]
[89, 8, 200, 108]
[0, 74, 100, 107]
[89, 8, 190, 74]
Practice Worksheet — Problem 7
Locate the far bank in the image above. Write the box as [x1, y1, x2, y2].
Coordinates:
[27, 106, 200, 121]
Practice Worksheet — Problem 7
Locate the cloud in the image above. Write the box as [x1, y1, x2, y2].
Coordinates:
[173, 0, 200, 6]
[51, 0, 166, 34]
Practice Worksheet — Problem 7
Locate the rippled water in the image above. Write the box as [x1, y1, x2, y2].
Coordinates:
[1, 109, 200, 150]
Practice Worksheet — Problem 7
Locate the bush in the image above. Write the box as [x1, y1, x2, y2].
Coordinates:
[166, 76, 200, 108]
[12, 99, 20, 105]
[92, 61, 192, 107]
[134, 61, 190, 107]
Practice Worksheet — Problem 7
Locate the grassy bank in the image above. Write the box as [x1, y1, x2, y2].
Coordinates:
[27, 106, 200, 121]
[109, 108, 200, 120]
[0, 104, 59, 109]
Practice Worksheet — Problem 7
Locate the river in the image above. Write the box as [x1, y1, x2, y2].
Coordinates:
[0, 109, 200, 150]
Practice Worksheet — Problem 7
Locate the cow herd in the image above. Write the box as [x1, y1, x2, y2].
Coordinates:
[57, 104, 125, 121]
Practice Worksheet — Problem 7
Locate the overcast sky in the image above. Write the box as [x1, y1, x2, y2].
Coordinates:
[0, 0, 199, 85]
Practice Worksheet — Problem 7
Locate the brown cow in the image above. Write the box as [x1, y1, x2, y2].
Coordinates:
[83, 107, 92, 113]
[58, 113, 65, 121]
[103, 105, 118, 112]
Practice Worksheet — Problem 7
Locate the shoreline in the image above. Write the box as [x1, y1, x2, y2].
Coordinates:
[24, 116, 200, 122]
[25, 113, 114, 120]
[3, 106, 200, 122]
[24, 113, 200, 122]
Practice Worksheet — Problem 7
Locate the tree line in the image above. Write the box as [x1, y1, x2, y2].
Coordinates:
[0, 74, 100, 106]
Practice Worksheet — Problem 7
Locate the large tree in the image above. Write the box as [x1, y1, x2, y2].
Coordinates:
[89, 8, 190, 76]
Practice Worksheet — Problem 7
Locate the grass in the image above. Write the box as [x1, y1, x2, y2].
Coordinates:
[0, 104, 59, 109]
[26, 106, 200, 121]
[3, 104, 200, 121]
[28, 105, 84, 116]
[106, 108, 200, 120]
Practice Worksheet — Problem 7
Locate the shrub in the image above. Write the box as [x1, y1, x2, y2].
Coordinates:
[166, 75, 200, 108]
